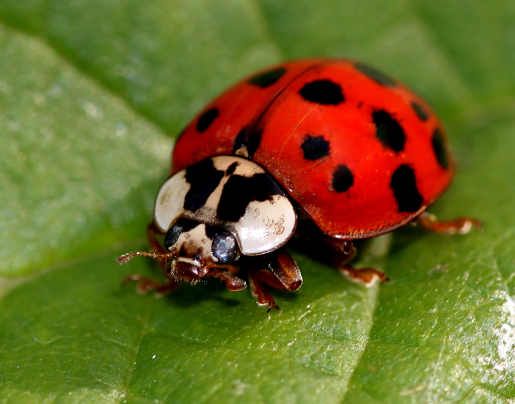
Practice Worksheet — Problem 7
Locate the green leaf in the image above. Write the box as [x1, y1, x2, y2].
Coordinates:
[0, 25, 170, 276]
[0, 247, 382, 402]
[1, 1, 515, 403]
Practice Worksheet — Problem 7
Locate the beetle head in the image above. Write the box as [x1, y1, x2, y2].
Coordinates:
[164, 217, 240, 284]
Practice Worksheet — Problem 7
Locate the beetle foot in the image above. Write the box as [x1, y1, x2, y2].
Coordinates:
[339, 266, 388, 287]
[416, 212, 483, 234]
[248, 269, 280, 311]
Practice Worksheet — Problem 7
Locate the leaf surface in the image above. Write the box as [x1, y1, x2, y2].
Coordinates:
[0, 1, 514, 403]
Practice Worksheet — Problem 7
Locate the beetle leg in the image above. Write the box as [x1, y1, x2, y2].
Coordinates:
[416, 212, 482, 235]
[120, 221, 180, 297]
[331, 242, 388, 286]
[208, 267, 247, 291]
[248, 249, 303, 311]
[339, 266, 388, 286]
[248, 271, 280, 311]
[122, 274, 179, 298]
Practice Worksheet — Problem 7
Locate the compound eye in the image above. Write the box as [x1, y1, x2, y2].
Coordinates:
[211, 230, 239, 263]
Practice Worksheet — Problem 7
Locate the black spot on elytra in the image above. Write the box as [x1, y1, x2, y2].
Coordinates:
[411, 101, 429, 121]
[233, 128, 247, 153]
[164, 218, 200, 250]
[373, 110, 406, 152]
[390, 165, 423, 212]
[355, 62, 396, 87]
[226, 162, 239, 176]
[248, 67, 287, 88]
[184, 158, 224, 212]
[299, 79, 345, 105]
[196, 107, 219, 133]
[432, 129, 449, 170]
[232, 127, 262, 157]
[217, 173, 284, 222]
[246, 131, 262, 157]
[301, 135, 330, 160]
[332, 165, 354, 193]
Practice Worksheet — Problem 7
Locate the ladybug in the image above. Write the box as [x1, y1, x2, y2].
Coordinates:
[119, 59, 481, 310]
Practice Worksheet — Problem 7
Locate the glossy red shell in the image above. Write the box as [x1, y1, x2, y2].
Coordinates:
[172, 59, 454, 239]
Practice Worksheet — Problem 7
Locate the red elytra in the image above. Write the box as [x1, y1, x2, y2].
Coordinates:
[172, 59, 453, 239]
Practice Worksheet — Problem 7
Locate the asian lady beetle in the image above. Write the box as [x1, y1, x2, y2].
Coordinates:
[118, 59, 481, 310]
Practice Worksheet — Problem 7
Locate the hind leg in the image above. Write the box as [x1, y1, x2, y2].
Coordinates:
[416, 212, 482, 234]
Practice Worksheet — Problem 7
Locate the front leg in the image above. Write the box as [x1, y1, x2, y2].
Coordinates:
[248, 249, 303, 311]
[207, 266, 247, 291]
[120, 221, 180, 297]
[122, 273, 180, 298]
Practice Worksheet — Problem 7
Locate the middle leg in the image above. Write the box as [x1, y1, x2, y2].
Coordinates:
[295, 219, 387, 286]
[326, 240, 388, 286]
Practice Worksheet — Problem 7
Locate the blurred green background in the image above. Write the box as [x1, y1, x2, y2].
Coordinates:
[1, 1, 515, 403]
